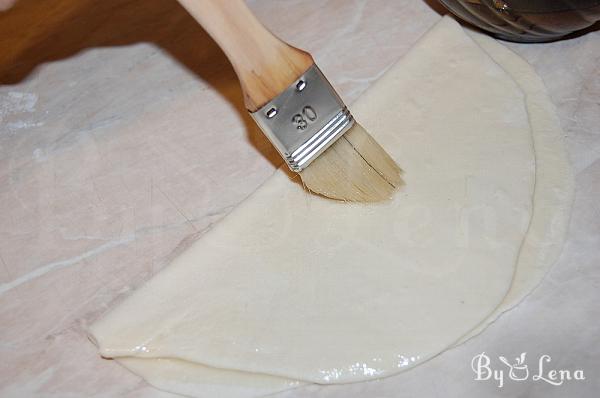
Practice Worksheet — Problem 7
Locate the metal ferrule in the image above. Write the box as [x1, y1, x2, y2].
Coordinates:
[250, 65, 355, 172]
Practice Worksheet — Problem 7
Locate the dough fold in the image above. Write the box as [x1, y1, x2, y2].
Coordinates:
[453, 30, 574, 343]
[90, 16, 571, 398]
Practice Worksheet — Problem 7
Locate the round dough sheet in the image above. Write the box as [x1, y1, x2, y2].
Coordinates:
[90, 16, 544, 392]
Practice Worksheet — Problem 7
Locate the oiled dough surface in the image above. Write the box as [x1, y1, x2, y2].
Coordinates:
[90, 17, 539, 390]
[104, 27, 574, 397]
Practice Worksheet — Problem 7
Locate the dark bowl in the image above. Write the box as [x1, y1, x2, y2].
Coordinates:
[438, 0, 600, 42]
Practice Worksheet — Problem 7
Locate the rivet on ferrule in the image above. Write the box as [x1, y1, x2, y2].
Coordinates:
[265, 107, 278, 119]
[296, 80, 306, 91]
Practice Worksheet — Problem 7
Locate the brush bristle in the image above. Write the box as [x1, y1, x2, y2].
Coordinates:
[299, 122, 402, 202]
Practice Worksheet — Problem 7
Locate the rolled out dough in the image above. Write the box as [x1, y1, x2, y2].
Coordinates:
[454, 30, 574, 344]
[90, 16, 571, 398]
[117, 357, 303, 398]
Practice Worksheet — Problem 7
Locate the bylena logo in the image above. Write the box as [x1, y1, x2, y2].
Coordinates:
[471, 352, 585, 388]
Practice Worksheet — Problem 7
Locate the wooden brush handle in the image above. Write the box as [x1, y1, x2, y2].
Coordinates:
[177, 0, 314, 112]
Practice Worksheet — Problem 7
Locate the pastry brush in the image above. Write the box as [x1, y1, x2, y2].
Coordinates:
[177, 0, 402, 202]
